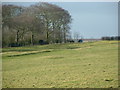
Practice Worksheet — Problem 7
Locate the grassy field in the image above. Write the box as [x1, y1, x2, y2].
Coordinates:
[2, 41, 118, 88]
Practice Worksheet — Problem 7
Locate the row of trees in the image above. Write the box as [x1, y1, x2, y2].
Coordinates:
[2, 2, 72, 47]
[101, 36, 120, 40]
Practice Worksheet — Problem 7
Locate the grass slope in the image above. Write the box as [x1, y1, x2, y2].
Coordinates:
[2, 41, 118, 88]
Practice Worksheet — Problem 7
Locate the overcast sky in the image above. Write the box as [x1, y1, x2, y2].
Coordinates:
[3, 2, 118, 39]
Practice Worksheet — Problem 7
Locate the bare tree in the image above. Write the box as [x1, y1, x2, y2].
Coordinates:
[74, 32, 80, 41]
[2, 2, 72, 47]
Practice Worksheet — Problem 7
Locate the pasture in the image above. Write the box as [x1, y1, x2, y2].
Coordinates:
[2, 41, 118, 88]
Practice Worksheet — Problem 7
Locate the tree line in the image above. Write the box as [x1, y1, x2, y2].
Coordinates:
[101, 36, 120, 40]
[2, 2, 72, 47]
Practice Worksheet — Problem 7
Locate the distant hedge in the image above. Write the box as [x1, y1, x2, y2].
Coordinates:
[101, 36, 120, 40]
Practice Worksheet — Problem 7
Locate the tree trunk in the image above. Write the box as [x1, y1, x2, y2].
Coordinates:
[64, 32, 66, 43]
[63, 26, 66, 43]
[31, 32, 34, 45]
[16, 30, 19, 44]
[46, 31, 49, 43]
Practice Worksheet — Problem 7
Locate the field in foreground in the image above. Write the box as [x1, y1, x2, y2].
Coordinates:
[2, 41, 118, 88]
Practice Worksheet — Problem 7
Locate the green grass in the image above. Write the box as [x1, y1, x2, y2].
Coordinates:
[2, 41, 118, 88]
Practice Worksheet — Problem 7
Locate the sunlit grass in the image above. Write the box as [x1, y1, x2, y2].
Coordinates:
[2, 41, 118, 88]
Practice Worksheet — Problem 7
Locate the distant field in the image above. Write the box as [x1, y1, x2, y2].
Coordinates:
[2, 41, 118, 88]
